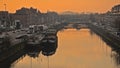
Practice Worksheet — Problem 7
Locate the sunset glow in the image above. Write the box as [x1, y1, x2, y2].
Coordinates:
[0, 0, 120, 13]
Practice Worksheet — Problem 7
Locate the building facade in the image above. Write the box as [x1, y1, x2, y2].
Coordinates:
[0, 7, 59, 29]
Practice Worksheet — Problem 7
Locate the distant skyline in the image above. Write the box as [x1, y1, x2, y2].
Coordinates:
[0, 0, 120, 13]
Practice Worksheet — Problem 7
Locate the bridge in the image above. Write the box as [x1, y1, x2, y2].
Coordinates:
[64, 23, 88, 29]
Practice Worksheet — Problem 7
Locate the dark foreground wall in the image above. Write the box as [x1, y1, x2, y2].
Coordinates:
[0, 43, 25, 62]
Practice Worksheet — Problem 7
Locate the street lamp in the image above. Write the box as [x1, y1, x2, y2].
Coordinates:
[4, 4, 6, 11]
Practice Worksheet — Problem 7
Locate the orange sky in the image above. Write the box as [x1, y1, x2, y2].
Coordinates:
[0, 0, 120, 13]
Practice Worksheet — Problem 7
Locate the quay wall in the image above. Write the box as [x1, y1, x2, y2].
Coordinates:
[0, 43, 26, 62]
[88, 23, 120, 49]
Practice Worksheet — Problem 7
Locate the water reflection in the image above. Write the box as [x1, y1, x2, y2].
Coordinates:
[0, 28, 120, 68]
[26, 46, 42, 58]
[41, 39, 58, 56]
[0, 35, 58, 68]
[91, 28, 120, 67]
[56, 28, 120, 68]
[111, 50, 120, 66]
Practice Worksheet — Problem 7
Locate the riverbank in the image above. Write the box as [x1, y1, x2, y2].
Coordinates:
[0, 43, 26, 62]
[88, 23, 120, 49]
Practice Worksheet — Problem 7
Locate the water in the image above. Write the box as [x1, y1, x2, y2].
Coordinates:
[1, 28, 120, 68]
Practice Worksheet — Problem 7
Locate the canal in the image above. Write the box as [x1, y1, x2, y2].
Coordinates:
[1, 28, 120, 68]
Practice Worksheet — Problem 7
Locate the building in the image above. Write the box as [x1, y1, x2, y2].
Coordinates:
[11, 7, 41, 27]
[0, 7, 59, 30]
[111, 4, 120, 14]
[0, 11, 11, 28]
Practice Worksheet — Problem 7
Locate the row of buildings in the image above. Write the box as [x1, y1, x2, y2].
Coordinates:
[0, 7, 59, 30]
[111, 4, 120, 14]
[89, 4, 120, 33]
[59, 4, 120, 33]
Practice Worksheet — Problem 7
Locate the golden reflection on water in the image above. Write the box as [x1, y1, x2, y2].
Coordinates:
[12, 28, 117, 68]
[56, 29, 113, 68]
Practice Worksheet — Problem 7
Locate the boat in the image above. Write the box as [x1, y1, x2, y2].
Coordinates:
[26, 34, 44, 47]
[41, 35, 57, 44]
